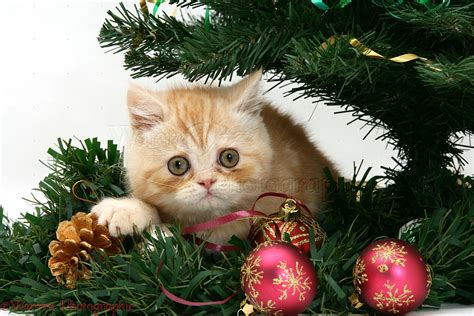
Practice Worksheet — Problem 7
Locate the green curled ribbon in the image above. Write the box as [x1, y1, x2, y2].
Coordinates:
[152, 0, 163, 16]
[311, 0, 352, 10]
[312, 0, 330, 10]
[204, 5, 210, 31]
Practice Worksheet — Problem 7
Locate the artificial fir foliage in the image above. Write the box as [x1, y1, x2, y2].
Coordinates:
[0, 139, 472, 315]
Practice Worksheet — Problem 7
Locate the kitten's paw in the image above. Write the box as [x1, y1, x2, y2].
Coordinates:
[91, 198, 159, 237]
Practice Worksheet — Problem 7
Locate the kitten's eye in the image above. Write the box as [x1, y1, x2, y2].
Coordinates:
[167, 156, 190, 176]
[219, 149, 239, 168]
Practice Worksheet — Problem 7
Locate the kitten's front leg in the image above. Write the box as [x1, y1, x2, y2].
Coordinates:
[91, 197, 160, 237]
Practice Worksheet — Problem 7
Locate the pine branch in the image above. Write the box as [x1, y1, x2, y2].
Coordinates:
[97, 1, 474, 182]
[392, 2, 474, 39]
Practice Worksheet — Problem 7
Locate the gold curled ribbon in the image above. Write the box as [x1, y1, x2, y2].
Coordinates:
[71, 180, 99, 205]
[322, 35, 441, 71]
[139, 0, 149, 14]
[349, 38, 429, 63]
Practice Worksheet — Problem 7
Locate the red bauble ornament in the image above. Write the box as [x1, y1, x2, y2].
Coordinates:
[249, 198, 326, 254]
[353, 238, 432, 315]
[240, 241, 317, 315]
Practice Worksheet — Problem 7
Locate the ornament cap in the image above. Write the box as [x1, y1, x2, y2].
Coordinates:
[279, 198, 300, 221]
[349, 292, 364, 309]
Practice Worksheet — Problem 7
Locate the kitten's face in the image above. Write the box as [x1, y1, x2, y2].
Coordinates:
[126, 72, 273, 223]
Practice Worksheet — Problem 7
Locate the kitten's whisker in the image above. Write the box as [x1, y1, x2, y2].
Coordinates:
[156, 183, 180, 189]
[147, 180, 180, 189]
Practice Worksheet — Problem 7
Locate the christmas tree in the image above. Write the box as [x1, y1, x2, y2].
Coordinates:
[1, 1, 473, 314]
[99, 0, 474, 217]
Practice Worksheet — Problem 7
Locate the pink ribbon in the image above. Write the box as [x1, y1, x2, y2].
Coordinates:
[183, 192, 311, 236]
[160, 285, 239, 306]
[160, 192, 311, 306]
[183, 210, 267, 235]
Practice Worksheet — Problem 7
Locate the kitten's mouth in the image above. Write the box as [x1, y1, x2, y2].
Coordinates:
[203, 191, 215, 199]
[200, 191, 221, 202]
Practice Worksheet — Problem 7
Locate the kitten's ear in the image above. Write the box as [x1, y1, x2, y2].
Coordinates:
[227, 70, 263, 115]
[127, 84, 165, 131]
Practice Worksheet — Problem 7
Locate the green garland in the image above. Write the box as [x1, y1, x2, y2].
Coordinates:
[0, 138, 472, 315]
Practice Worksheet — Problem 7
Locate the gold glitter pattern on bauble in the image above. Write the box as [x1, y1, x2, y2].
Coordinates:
[426, 264, 432, 290]
[249, 287, 259, 300]
[254, 299, 282, 314]
[378, 264, 389, 272]
[371, 241, 407, 267]
[353, 257, 368, 294]
[273, 261, 312, 301]
[373, 280, 415, 314]
[241, 254, 263, 289]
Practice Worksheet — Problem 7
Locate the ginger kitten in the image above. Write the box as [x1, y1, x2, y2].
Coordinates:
[91, 71, 337, 244]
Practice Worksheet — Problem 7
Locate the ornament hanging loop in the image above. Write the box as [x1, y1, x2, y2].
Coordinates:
[71, 180, 99, 205]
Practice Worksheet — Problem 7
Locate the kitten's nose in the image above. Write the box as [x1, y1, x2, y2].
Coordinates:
[198, 179, 216, 190]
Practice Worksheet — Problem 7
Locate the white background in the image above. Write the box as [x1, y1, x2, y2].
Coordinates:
[0, 1, 472, 220]
[0, 1, 473, 315]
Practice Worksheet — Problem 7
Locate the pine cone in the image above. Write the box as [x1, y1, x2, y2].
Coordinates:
[48, 212, 122, 288]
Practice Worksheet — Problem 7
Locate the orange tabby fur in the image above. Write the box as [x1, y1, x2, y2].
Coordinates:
[92, 71, 337, 244]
